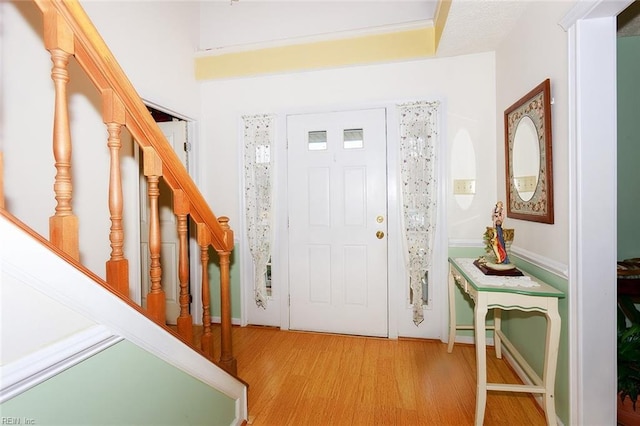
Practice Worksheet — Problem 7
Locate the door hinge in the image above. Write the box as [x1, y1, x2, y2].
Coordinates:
[184, 142, 192, 152]
[288, 295, 291, 306]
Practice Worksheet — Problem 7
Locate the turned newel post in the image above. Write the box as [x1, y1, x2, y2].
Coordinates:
[217, 216, 237, 375]
[143, 147, 165, 324]
[44, 10, 78, 260]
[175, 190, 193, 344]
[103, 89, 129, 297]
[198, 224, 213, 360]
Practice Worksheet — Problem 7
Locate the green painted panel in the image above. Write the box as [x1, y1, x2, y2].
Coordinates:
[504, 257, 569, 426]
[617, 35, 640, 261]
[208, 246, 241, 319]
[0, 340, 236, 426]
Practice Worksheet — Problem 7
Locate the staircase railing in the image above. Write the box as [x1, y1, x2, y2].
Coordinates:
[5, 0, 238, 375]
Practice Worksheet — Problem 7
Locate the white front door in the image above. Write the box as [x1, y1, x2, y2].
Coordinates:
[287, 108, 388, 337]
[140, 120, 188, 324]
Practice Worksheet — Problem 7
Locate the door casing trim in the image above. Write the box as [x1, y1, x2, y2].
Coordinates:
[238, 99, 447, 340]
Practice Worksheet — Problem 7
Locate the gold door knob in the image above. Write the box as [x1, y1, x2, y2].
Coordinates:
[376, 231, 385, 239]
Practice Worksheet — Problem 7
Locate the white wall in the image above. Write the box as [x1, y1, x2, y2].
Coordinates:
[199, 53, 497, 333]
[2, 0, 202, 294]
[4, 1, 112, 277]
[1, 273, 96, 364]
[81, 0, 202, 120]
[200, 54, 497, 232]
[495, 1, 573, 266]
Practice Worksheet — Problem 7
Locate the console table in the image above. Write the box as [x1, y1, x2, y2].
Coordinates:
[447, 257, 565, 426]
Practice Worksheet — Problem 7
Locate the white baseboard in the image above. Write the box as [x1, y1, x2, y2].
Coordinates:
[210, 316, 242, 326]
[454, 335, 494, 346]
[0, 325, 122, 403]
[502, 349, 565, 426]
[453, 335, 565, 426]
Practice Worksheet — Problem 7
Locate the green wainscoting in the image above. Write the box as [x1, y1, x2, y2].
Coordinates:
[208, 246, 242, 320]
[617, 35, 640, 261]
[0, 340, 237, 426]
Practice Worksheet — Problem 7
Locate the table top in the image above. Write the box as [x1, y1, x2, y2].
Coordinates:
[449, 257, 565, 298]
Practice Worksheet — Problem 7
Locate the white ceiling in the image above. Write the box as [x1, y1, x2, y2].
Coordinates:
[198, 0, 640, 56]
[435, 0, 531, 57]
[198, 1, 438, 52]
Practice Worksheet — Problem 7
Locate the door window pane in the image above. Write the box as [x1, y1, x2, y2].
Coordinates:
[308, 130, 327, 151]
[343, 128, 364, 149]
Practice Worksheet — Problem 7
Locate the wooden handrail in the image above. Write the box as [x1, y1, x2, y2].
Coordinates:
[21, 0, 238, 375]
[33, 0, 232, 252]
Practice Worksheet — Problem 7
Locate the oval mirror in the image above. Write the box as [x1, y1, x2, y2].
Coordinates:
[511, 115, 540, 202]
[504, 79, 553, 223]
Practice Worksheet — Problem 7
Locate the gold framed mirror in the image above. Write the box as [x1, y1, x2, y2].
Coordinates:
[504, 79, 554, 224]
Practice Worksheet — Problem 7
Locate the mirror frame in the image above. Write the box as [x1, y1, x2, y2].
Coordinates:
[504, 79, 554, 224]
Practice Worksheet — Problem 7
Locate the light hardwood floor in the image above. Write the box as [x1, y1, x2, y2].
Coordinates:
[205, 325, 547, 426]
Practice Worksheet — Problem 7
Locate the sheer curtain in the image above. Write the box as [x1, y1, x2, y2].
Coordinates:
[398, 101, 440, 325]
[242, 114, 275, 308]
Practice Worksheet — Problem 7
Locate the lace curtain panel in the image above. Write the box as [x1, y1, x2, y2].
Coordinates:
[243, 114, 275, 308]
[398, 101, 440, 325]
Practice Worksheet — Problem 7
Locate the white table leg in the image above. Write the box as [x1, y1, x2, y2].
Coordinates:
[447, 266, 457, 353]
[543, 301, 561, 426]
[474, 294, 489, 426]
[493, 308, 502, 359]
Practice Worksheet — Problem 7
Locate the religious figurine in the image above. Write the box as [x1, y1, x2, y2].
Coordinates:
[490, 201, 510, 264]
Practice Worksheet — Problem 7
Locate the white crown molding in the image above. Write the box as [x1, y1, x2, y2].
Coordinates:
[196, 20, 433, 57]
[559, 0, 634, 31]
[510, 245, 569, 279]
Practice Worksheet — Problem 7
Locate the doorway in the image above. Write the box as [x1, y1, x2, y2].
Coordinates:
[139, 107, 194, 325]
[287, 108, 389, 337]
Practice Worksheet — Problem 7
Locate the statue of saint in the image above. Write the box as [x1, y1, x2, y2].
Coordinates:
[491, 201, 510, 264]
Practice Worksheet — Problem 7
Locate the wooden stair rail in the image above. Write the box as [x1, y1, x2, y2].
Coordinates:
[175, 190, 194, 344]
[216, 217, 237, 374]
[45, 8, 79, 261]
[104, 89, 129, 297]
[143, 147, 167, 325]
[28, 0, 237, 375]
[198, 225, 214, 360]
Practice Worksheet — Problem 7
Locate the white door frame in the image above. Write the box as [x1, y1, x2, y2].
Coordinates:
[286, 108, 389, 337]
[132, 100, 203, 325]
[559, 1, 632, 423]
[239, 100, 447, 340]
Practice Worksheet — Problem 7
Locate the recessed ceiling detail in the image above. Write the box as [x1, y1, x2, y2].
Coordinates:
[195, 26, 436, 80]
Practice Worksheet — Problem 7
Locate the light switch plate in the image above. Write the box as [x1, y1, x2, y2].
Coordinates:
[453, 179, 476, 195]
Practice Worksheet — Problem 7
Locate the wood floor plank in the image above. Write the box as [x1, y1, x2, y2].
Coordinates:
[193, 325, 547, 425]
